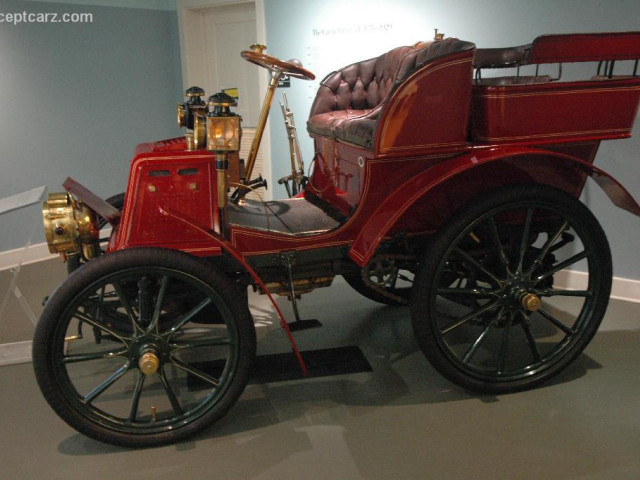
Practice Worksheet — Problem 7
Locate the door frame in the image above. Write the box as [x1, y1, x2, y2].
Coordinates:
[176, 0, 272, 199]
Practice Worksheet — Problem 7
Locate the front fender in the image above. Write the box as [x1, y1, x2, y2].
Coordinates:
[349, 146, 640, 266]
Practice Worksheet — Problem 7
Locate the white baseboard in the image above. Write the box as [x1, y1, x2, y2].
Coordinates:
[0, 241, 56, 272]
[0, 341, 32, 366]
[555, 269, 640, 304]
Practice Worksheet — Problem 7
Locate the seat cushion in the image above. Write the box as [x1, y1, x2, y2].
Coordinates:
[307, 108, 376, 138]
[307, 38, 475, 149]
[333, 109, 380, 149]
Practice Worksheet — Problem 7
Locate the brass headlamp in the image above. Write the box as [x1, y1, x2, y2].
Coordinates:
[206, 92, 242, 238]
[42, 192, 99, 262]
[206, 92, 242, 152]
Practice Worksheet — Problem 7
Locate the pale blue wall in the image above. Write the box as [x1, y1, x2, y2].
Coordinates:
[0, 0, 182, 251]
[264, 0, 640, 280]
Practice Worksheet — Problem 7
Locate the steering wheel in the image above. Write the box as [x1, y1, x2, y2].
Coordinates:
[241, 48, 315, 81]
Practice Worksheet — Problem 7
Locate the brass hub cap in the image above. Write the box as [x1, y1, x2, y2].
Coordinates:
[138, 352, 160, 375]
[521, 292, 542, 312]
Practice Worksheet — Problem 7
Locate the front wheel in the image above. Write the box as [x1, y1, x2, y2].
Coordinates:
[411, 185, 612, 394]
[33, 248, 255, 447]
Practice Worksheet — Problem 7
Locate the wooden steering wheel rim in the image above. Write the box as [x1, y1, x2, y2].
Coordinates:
[241, 50, 315, 80]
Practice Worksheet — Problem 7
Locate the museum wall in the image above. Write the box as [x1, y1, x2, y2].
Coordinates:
[263, 0, 640, 281]
[0, 0, 182, 253]
[0, 0, 638, 284]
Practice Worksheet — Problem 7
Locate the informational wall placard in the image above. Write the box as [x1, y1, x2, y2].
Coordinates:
[303, 22, 397, 100]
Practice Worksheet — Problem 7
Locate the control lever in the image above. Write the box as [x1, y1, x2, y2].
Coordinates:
[230, 175, 268, 203]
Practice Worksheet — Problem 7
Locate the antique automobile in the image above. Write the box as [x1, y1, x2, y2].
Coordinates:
[34, 31, 640, 447]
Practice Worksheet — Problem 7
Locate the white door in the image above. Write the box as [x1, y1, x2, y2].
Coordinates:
[178, 0, 269, 198]
[203, 3, 259, 126]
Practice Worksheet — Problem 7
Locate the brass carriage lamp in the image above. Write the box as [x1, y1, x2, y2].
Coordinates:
[177, 86, 207, 150]
[177, 86, 207, 128]
[206, 92, 242, 238]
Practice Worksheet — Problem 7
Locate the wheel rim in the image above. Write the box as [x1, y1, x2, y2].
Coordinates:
[51, 266, 240, 435]
[430, 199, 607, 384]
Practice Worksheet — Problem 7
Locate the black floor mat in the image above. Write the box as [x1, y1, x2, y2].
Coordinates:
[187, 346, 372, 390]
[228, 198, 340, 234]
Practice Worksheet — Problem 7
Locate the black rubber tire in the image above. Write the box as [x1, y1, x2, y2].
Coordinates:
[33, 247, 255, 447]
[411, 185, 612, 394]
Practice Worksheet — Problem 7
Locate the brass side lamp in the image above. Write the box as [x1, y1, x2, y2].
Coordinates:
[177, 86, 207, 150]
[206, 92, 242, 238]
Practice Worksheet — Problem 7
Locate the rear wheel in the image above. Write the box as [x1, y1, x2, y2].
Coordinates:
[33, 247, 255, 447]
[411, 185, 612, 394]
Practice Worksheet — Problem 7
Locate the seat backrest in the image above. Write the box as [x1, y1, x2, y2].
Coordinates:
[309, 38, 475, 118]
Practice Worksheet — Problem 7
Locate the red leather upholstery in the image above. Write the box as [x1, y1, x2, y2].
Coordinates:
[307, 38, 475, 149]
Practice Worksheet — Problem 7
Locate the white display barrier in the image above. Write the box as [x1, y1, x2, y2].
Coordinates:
[0, 186, 47, 366]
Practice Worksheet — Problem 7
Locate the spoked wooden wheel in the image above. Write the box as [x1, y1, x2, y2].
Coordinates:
[411, 185, 612, 393]
[33, 248, 255, 447]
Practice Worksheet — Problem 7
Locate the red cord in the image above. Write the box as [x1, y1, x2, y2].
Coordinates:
[158, 207, 308, 375]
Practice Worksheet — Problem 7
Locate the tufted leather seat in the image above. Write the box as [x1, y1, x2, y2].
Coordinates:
[307, 38, 475, 149]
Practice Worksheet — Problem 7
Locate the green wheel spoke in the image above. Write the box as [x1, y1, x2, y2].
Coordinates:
[62, 347, 128, 364]
[171, 336, 231, 350]
[137, 276, 154, 326]
[83, 299, 134, 329]
[112, 281, 144, 335]
[149, 275, 170, 333]
[73, 311, 131, 343]
[164, 297, 213, 341]
[128, 371, 146, 423]
[157, 368, 184, 416]
[496, 312, 514, 374]
[521, 316, 542, 363]
[538, 308, 574, 336]
[486, 216, 511, 275]
[462, 313, 500, 364]
[398, 273, 413, 284]
[84, 361, 131, 404]
[540, 289, 590, 297]
[440, 299, 501, 335]
[535, 250, 589, 283]
[437, 287, 498, 298]
[517, 208, 534, 275]
[526, 220, 569, 277]
[169, 356, 220, 387]
[454, 248, 502, 286]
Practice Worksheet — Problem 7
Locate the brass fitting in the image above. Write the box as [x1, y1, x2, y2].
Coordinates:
[138, 352, 160, 376]
[521, 292, 542, 312]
